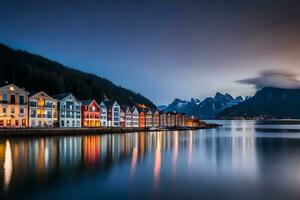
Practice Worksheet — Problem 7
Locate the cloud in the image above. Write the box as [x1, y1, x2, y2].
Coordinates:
[237, 69, 300, 89]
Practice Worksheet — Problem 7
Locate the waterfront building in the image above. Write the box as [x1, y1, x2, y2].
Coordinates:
[29, 91, 58, 127]
[81, 100, 100, 127]
[120, 105, 127, 128]
[53, 93, 81, 128]
[0, 84, 28, 128]
[166, 112, 172, 127]
[102, 100, 120, 127]
[152, 109, 160, 127]
[159, 111, 167, 127]
[137, 107, 146, 128]
[145, 108, 153, 127]
[171, 113, 176, 127]
[125, 106, 132, 127]
[131, 106, 139, 128]
[99, 101, 107, 127]
[175, 113, 183, 127]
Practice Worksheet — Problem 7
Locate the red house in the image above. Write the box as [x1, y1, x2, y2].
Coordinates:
[81, 100, 100, 127]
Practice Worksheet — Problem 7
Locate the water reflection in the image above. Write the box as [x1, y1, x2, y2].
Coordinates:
[4, 141, 12, 192]
[2, 121, 300, 199]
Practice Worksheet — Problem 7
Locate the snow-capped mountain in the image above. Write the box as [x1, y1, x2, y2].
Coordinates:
[162, 93, 244, 119]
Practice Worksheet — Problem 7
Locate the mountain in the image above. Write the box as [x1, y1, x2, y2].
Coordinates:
[157, 105, 167, 111]
[0, 43, 156, 108]
[217, 87, 300, 119]
[164, 93, 243, 119]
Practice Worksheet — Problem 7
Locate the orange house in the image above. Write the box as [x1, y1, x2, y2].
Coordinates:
[137, 108, 146, 128]
[81, 100, 101, 127]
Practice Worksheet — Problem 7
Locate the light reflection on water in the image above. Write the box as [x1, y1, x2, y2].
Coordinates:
[2, 121, 300, 199]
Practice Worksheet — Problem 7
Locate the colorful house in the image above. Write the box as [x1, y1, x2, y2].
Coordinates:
[159, 111, 167, 127]
[152, 109, 160, 127]
[131, 106, 139, 128]
[81, 100, 100, 127]
[0, 84, 28, 128]
[102, 100, 120, 127]
[137, 107, 146, 128]
[120, 105, 127, 128]
[145, 108, 153, 127]
[175, 113, 183, 127]
[125, 106, 133, 127]
[29, 91, 58, 127]
[99, 102, 107, 127]
[53, 93, 81, 128]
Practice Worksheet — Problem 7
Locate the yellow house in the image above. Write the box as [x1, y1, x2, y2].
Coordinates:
[29, 91, 58, 127]
[0, 84, 29, 128]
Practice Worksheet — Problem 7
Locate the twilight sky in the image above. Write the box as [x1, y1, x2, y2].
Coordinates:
[1, 0, 300, 105]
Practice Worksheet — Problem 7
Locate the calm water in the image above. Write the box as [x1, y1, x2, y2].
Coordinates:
[2, 121, 300, 199]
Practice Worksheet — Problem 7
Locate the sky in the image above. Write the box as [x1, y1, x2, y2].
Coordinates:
[1, 0, 300, 105]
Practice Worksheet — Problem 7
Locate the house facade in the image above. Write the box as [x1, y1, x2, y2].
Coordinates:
[54, 93, 81, 128]
[131, 106, 139, 128]
[0, 84, 28, 128]
[125, 107, 132, 127]
[138, 108, 146, 128]
[145, 109, 153, 127]
[29, 91, 58, 127]
[99, 102, 107, 127]
[120, 106, 127, 128]
[159, 111, 167, 127]
[152, 109, 160, 127]
[81, 100, 100, 127]
[102, 101, 120, 127]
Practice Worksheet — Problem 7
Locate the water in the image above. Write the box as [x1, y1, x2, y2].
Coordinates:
[2, 120, 300, 199]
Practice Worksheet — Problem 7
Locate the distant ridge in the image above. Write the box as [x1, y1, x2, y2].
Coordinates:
[0, 43, 156, 108]
[217, 87, 300, 119]
[163, 93, 243, 119]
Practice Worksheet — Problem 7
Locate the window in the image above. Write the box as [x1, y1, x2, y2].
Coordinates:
[30, 101, 37, 107]
[2, 107, 6, 113]
[22, 119, 26, 126]
[61, 120, 65, 127]
[2, 93, 7, 102]
[19, 96, 25, 104]
[11, 107, 15, 114]
[20, 108, 24, 114]
[0, 120, 3, 126]
[72, 120, 75, 127]
[11, 94, 15, 104]
[15, 120, 19, 126]
[30, 110, 36, 117]
[76, 106, 80, 111]
[6, 120, 11, 126]
[91, 106, 96, 112]
[47, 111, 52, 118]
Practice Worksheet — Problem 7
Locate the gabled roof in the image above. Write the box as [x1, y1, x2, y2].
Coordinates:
[120, 105, 128, 112]
[29, 91, 57, 102]
[0, 84, 28, 94]
[102, 100, 116, 107]
[81, 99, 93, 106]
[53, 93, 73, 100]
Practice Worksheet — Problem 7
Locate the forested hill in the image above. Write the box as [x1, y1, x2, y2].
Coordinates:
[0, 43, 156, 108]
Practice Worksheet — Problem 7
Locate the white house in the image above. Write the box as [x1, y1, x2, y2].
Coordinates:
[131, 106, 139, 128]
[125, 106, 132, 127]
[29, 91, 58, 127]
[53, 93, 81, 128]
[102, 100, 120, 127]
[99, 101, 107, 127]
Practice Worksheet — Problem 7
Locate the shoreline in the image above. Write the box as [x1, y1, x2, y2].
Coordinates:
[0, 123, 221, 137]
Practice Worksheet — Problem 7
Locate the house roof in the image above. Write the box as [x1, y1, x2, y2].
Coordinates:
[53, 93, 73, 100]
[120, 105, 128, 111]
[81, 99, 94, 106]
[102, 100, 115, 107]
[29, 91, 57, 102]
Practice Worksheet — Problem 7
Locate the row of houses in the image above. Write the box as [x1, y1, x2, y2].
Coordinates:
[0, 84, 201, 128]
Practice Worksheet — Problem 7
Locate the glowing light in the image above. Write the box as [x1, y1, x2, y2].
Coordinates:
[4, 140, 12, 192]
[9, 86, 14, 91]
